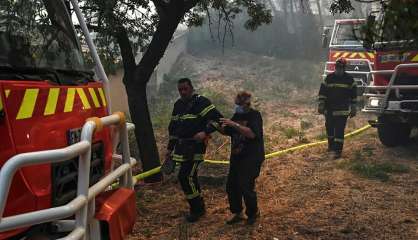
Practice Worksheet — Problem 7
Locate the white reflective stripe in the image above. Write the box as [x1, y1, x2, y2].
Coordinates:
[326, 83, 351, 89]
[332, 110, 350, 116]
[199, 104, 215, 116]
[186, 192, 200, 200]
[188, 162, 199, 198]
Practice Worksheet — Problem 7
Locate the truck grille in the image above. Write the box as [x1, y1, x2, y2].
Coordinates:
[51, 142, 104, 207]
[345, 64, 371, 72]
[401, 102, 418, 111]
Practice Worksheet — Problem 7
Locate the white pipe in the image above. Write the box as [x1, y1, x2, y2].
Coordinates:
[70, 0, 112, 113]
[76, 122, 94, 240]
[0, 142, 90, 218]
[0, 197, 86, 232]
[0, 113, 137, 236]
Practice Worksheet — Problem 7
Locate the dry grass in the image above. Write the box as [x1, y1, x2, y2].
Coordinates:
[128, 51, 418, 240]
[129, 130, 418, 240]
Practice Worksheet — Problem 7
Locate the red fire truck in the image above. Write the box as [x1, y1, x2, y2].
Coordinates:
[362, 42, 418, 147]
[322, 19, 375, 95]
[323, 18, 418, 147]
[0, 0, 137, 239]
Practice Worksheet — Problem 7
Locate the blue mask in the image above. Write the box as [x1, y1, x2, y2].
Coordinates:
[235, 104, 245, 114]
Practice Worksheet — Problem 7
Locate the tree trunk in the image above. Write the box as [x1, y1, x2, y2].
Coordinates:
[123, 7, 186, 182]
[315, 0, 324, 27]
[125, 78, 162, 182]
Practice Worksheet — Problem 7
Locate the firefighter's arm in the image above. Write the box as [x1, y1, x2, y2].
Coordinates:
[199, 98, 224, 134]
[350, 80, 358, 117]
[318, 78, 328, 114]
[217, 114, 237, 136]
[220, 118, 256, 139]
[167, 106, 179, 152]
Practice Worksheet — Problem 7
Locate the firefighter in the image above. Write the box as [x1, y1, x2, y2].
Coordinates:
[219, 91, 265, 225]
[318, 57, 357, 159]
[165, 78, 223, 222]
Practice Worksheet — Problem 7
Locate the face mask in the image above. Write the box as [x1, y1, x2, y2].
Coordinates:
[235, 104, 245, 114]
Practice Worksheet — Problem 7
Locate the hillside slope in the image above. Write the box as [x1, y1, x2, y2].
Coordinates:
[129, 50, 418, 240]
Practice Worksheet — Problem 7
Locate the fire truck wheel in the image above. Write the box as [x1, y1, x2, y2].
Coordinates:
[377, 120, 411, 147]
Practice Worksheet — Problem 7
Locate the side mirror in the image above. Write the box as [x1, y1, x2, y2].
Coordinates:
[322, 29, 330, 48]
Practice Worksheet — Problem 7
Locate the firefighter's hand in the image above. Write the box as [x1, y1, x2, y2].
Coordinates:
[193, 131, 207, 141]
[220, 118, 236, 128]
[317, 104, 325, 115]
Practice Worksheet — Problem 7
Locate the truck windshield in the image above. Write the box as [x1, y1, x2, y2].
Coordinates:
[0, 0, 87, 72]
[331, 23, 363, 47]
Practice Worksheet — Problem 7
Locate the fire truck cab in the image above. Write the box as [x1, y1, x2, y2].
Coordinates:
[323, 16, 418, 147]
[362, 42, 418, 147]
[322, 19, 375, 96]
[0, 0, 137, 239]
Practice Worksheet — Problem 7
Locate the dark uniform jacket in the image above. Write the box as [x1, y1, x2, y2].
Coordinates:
[318, 72, 357, 116]
[168, 94, 223, 162]
[224, 109, 265, 177]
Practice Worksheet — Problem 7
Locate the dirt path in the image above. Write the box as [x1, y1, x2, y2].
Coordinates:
[128, 128, 418, 240]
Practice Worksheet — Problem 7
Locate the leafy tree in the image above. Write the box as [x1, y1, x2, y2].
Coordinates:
[74, 0, 272, 181]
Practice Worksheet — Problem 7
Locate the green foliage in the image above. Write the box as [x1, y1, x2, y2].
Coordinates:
[150, 99, 173, 129]
[76, 0, 272, 72]
[337, 148, 409, 182]
[300, 120, 313, 131]
[315, 130, 328, 140]
[76, 0, 156, 67]
[329, 0, 354, 14]
[349, 161, 409, 182]
[280, 109, 297, 118]
[298, 133, 309, 144]
[281, 127, 299, 139]
[332, 1, 418, 49]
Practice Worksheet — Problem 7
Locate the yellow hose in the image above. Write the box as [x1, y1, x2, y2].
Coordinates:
[131, 124, 372, 181]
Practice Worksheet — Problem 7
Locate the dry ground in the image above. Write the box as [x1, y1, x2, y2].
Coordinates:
[128, 128, 418, 240]
[128, 50, 418, 239]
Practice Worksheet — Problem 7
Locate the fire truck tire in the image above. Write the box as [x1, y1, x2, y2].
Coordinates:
[377, 121, 411, 147]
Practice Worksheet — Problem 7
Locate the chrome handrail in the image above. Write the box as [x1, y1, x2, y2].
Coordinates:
[0, 113, 136, 240]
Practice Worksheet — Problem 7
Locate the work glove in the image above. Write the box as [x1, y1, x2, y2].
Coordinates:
[318, 102, 325, 115]
[350, 105, 357, 118]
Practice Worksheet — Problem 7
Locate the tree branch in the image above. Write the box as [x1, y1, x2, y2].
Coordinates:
[152, 0, 168, 16]
[184, 0, 199, 11]
[114, 24, 136, 72]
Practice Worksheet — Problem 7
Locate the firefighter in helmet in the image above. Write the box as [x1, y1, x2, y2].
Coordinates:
[165, 78, 223, 222]
[318, 57, 357, 159]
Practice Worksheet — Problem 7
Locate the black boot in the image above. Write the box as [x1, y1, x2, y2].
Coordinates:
[327, 137, 335, 152]
[334, 151, 342, 159]
[186, 197, 205, 223]
[246, 210, 260, 225]
[226, 212, 244, 225]
[185, 209, 206, 223]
